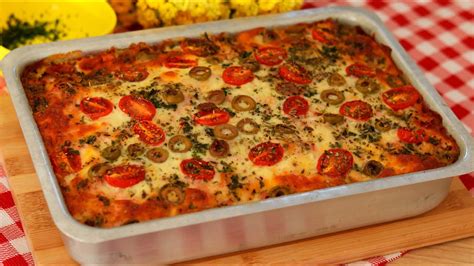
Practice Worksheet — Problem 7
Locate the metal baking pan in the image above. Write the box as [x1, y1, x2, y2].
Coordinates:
[1, 6, 473, 264]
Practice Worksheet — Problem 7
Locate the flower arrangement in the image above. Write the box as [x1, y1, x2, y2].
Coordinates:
[135, 0, 303, 28]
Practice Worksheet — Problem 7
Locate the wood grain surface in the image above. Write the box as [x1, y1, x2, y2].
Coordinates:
[1, 93, 473, 265]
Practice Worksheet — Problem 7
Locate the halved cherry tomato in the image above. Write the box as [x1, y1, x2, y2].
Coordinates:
[104, 164, 145, 188]
[317, 148, 353, 178]
[339, 100, 373, 121]
[254, 47, 287, 66]
[116, 65, 149, 82]
[311, 29, 334, 45]
[180, 159, 215, 181]
[222, 66, 254, 86]
[62, 147, 82, 172]
[345, 63, 376, 77]
[397, 127, 428, 144]
[283, 96, 309, 116]
[164, 56, 197, 68]
[80, 97, 114, 120]
[194, 108, 230, 126]
[248, 142, 284, 166]
[279, 63, 312, 85]
[119, 95, 156, 120]
[133, 120, 166, 146]
[382, 86, 420, 111]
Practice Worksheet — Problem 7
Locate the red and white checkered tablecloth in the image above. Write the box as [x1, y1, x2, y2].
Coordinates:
[0, 0, 473, 265]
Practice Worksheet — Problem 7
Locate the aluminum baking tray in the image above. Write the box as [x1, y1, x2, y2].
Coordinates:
[1, 6, 473, 264]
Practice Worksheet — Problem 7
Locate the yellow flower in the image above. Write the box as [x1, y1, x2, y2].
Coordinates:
[275, 0, 304, 13]
[144, 0, 161, 10]
[135, 0, 302, 28]
[258, 0, 278, 13]
[230, 0, 259, 17]
[158, 3, 179, 25]
[137, 6, 160, 28]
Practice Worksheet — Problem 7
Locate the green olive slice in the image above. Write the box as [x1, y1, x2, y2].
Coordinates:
[231, 95, 256, 111]
[101, 145, 121, 161]
[189, 66, 212, 81]
[323, 113, 345, 125]
[88, 163, 111, 178]
[356, 77, 380, 94]
[213, 124, 238, 140]
[237, 118, 259, 134]
[127, 143, 145, 158]
[162, 87, 185, 104]
[209, 139, 229, 158]
[327, 73, 346, 86]
[320, 89, 345, 105]
[363, 160, 384, 177]
[168, 135, 192, 153]
[159, 184, 185, 205]
[374, 118, 392, 132]
[146, 147, 169, 163]
[268, 186, 291, 198]
[206, 90, 226, 105]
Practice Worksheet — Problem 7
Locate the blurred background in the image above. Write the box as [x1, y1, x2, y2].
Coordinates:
[0, 0, 304, 61]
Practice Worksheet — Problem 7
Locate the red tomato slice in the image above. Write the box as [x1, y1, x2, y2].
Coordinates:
[80, 97, 114, 120]
[345, 63, 376, 77]
[397, 127, 428, 144]
[248, 142, 284, 166]
[164, 56, 197, 68]
[279, 63, 312, 85]
[119, 95, 156, 120]
[317, 148, 353, 178]
[283, 96, 309, 116]
[254, 47, 287, 66]
[116, 65, 149, 82]
[222, 66, 254, 86]
[180, 159, 215, 181]
[133, 120, 166, 146]
[104, 165, 145, 188]
[339, 100, 373, 121]
[62, 147, 82, 172]
[194, 108, 230, 126]
[382, 86, 420, 111]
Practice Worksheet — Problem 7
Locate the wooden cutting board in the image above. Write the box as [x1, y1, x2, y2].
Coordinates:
[1, 92, 473, 265]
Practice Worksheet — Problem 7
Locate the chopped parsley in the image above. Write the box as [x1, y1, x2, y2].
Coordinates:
[1, 14, 64, 49]
[320, 45, 340, 62]
[79, 135, 97, 145]
[218, 161, 234, 173]
[228, 175, 243, 190]
[358, 124, 381, 143]
[188, 135, 209, 158]
[97, 195, 110, 206]
[32, 97, 48, 112]
[133, 88, 177, 110]
[179, 117, 193, 134]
